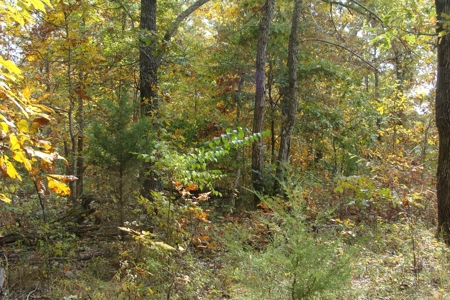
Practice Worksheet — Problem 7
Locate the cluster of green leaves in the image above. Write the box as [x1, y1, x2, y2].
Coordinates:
[88, 93, 153, 173]
[333, 175, 392, 208]
[137, 128, 269, 192]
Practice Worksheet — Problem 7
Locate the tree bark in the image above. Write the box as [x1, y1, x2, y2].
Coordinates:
[275, 0, 302, 192]
[140, 0, 158, 115]
[435, 0, 450, 244]
[251, 0, 275, 208]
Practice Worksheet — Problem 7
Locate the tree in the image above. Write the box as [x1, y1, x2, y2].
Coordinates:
[88, 93, 152, 227]
[139, 0, 211, 196]
[275, 0, 302, 191]
[435, 0, 450, 243]
[0, 0, 75, 209]
[251, 0, 276, 208]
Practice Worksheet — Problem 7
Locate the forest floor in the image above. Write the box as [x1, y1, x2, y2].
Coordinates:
[1, 194, 449, 299]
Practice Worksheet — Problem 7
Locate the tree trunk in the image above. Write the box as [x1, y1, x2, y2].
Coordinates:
[139, 0, 211, 116]
[275, 0, 302, 192]
[435, 0, 450, 244]
[139, 0, 211, 196]
[139, 0, 163, 196]
[63, 11, 78, 204]
[140, 0, 158, 116]
[251, 0, 275, 208]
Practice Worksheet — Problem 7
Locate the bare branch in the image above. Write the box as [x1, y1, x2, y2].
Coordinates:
[322, 0, 383, 24]
[300, 38, 380, 73]
[348, 0, 383, 23]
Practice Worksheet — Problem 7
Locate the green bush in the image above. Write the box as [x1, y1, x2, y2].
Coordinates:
[224, 178, 352, 299]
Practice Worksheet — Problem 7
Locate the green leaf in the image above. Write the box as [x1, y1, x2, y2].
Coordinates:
[334, 186, 344, 193]
[238, 127, 244, 138]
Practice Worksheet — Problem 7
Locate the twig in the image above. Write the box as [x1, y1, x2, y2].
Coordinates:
[329, 3, 345, 42]
[323, 0, 383, 24]
[26, 285, 38, 300]
[300, 38, 380, 73]
[34, 180, 47, 223]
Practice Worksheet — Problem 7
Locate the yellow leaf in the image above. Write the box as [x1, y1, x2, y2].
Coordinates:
[30, 121, 40, 134]
[33, 139, 53, 151]
[36, 93, 50, 102]
[33, 104, 55, 113]
[37, 0, 53, 9]
[28, 0, 46, 12]
[153, 241, 175, 251]
[0, 155, 22, 181]
[22, 86, 31, 99]
[17, 119, 29, 133]
[0, 122, 9, 138]
[0, 194, 12, 204]
[9, 134, 21, 151]
[47, 176, 71, 196]
[12, 150, 32, 171]
[0, 56, 22, 76]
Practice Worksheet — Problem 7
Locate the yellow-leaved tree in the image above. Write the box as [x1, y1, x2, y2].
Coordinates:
[0, 0, 76, 204]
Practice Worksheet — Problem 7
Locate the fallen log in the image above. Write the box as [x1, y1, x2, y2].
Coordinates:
[0, 232, 40, 246]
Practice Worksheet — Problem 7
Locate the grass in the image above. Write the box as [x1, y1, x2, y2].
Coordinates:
[346, 221, 450, 300]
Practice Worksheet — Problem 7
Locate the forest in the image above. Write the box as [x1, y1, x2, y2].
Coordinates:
[0, 0, 449, 299]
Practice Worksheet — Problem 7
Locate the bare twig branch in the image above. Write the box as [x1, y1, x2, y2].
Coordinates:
[26, 286, 38, 300]
[300, 38, 380, 73]
[322, 0, 383, 23]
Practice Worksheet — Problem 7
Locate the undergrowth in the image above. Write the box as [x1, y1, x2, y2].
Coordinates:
[1, 171, 448, 300]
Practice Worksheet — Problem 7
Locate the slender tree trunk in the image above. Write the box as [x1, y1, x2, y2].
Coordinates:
[267, 58, 277, 165]
[231, 75, 245, 208]
[251, 0, 275, 208]
[63, 11, 78, 204]
[435, 0, 450, 244]
[275, 0, 302, 192]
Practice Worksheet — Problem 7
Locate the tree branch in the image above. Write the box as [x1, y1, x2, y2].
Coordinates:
[322, 0, 383, 24]
[115, 0, 136, 28]
[348, 0, 383, 23]
[300, 38, 380, 73]
[157, 0, 211, 63]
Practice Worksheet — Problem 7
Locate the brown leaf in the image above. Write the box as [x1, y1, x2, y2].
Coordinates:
[47, 174, 78, 182]
[32, 117, 50, 126]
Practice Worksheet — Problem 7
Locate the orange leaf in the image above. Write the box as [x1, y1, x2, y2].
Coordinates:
[187, 183, 198, 191]
[22, 86, 31, 99]
[200, 235, 210, 241]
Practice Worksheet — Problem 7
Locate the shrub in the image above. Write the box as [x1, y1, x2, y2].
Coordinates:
[224, 178, 352, 299]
